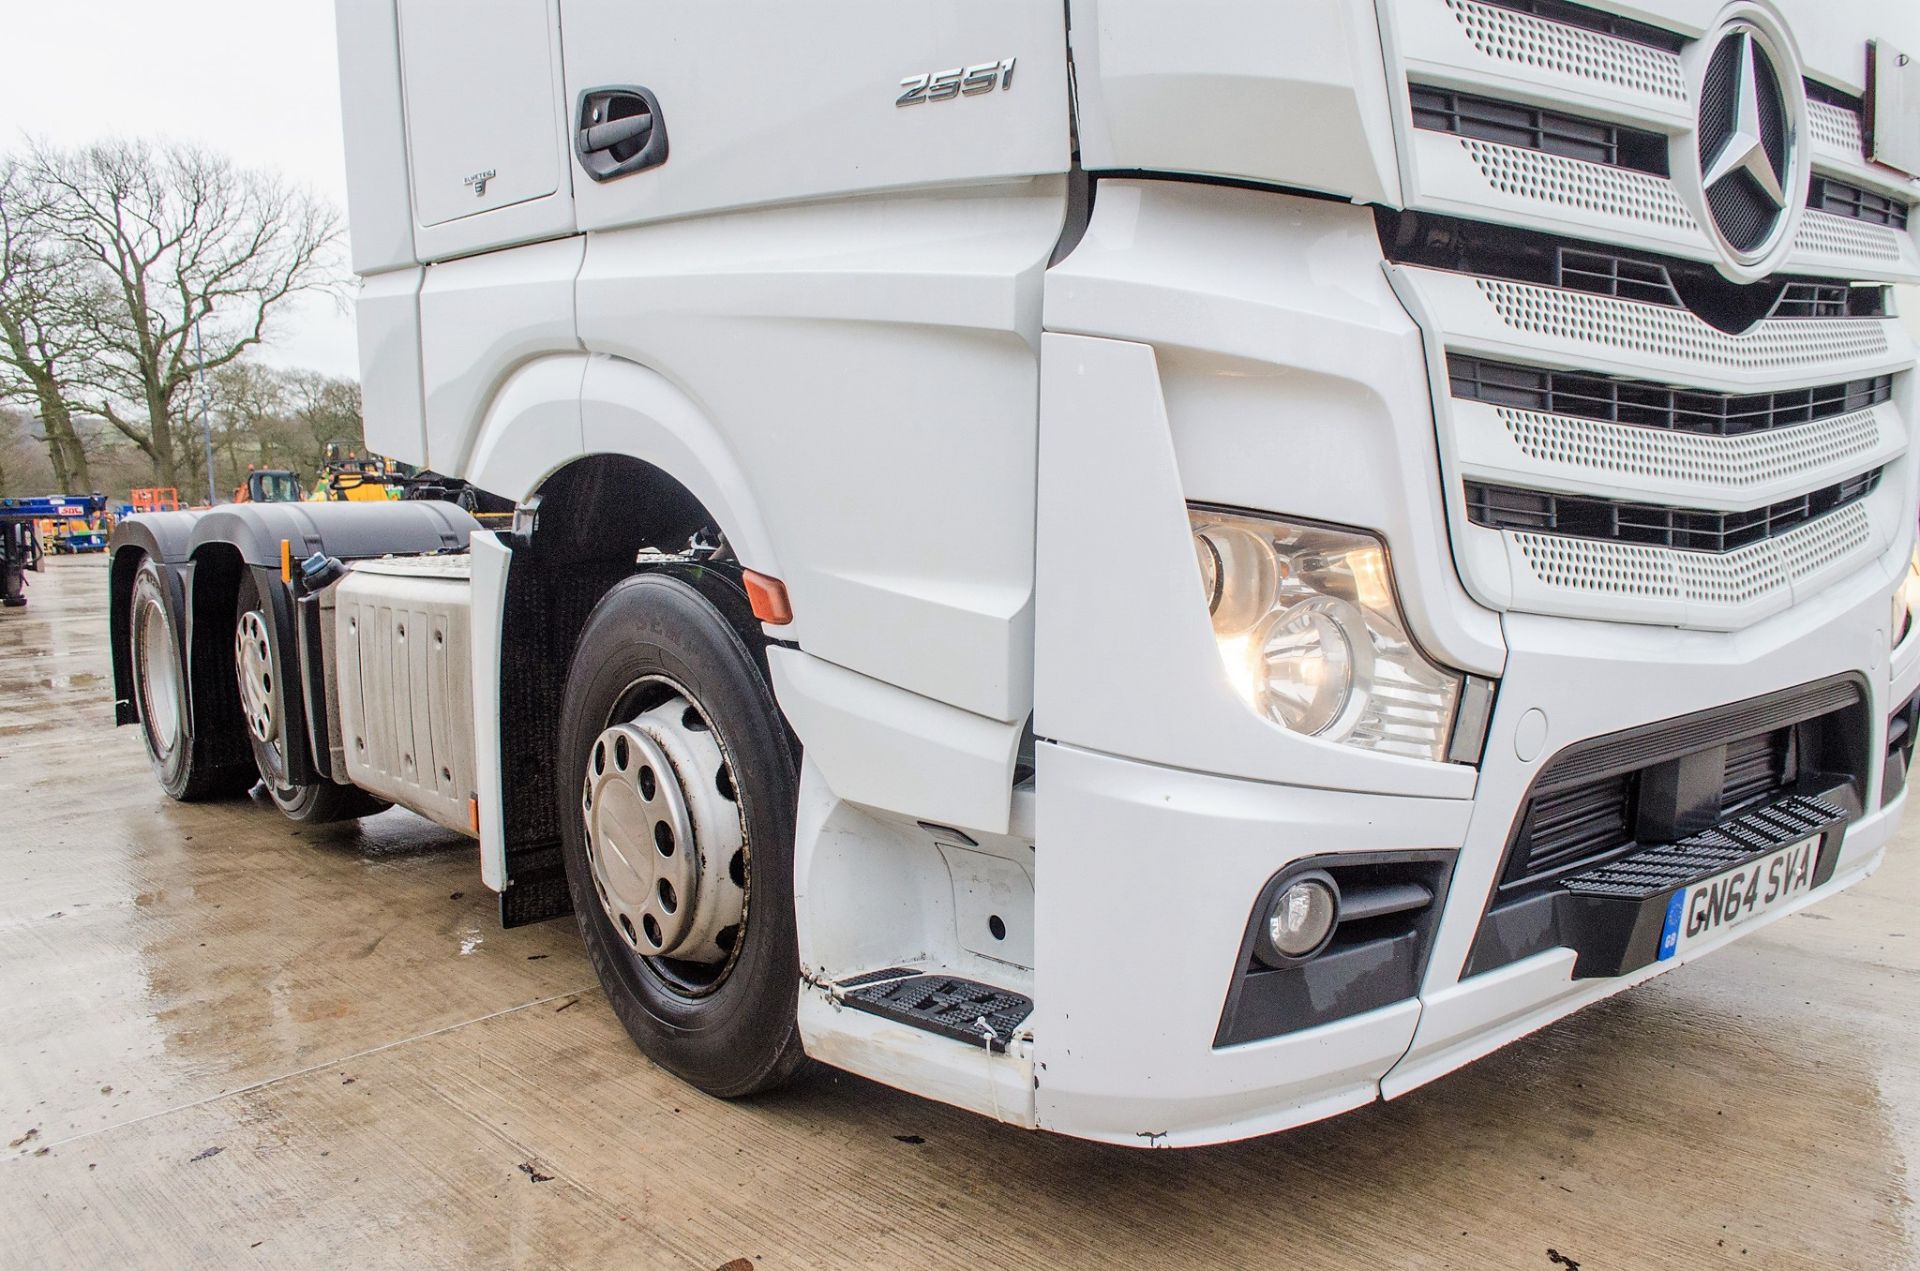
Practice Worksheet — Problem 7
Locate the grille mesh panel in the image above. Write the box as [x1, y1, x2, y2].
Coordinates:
[1806, 99, 1864, 155]
[1511, 501, 1870, 605]
[1476, 280, 1891, 368]
[1496, 406, 1884, 488]
[1443, 0, 1686, 99]
[1458, 139, 1698, 230]
[1793, 210, 1902, 264]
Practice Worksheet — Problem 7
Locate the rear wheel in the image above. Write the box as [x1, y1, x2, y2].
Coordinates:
[129, 555, 252, 800]
[558, 573, 805, 1098]
[233, 569, 389, 823]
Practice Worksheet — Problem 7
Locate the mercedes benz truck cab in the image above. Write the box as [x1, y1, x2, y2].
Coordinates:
[109, 0, 1920, 1145]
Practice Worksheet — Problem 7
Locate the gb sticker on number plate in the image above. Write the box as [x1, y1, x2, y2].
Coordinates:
[1657, 836, 1820, 960]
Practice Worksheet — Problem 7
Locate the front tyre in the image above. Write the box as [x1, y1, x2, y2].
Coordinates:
[557, 573, 805, 1098]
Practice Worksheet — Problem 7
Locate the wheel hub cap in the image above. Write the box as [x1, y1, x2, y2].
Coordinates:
[582, 694, 744, 964]
[235, 610, 276, 744]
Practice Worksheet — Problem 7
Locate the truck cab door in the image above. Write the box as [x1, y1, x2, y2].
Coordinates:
[556, 0, 1068, 230]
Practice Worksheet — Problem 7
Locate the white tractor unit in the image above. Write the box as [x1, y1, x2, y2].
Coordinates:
[108, 0, 1920, 1145]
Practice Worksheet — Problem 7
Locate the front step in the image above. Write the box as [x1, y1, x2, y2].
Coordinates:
[1559, 794, 1848, 903]
[798, 969, 1037, 1128]
[838, 971, 1034, 1053]
[1468, 789, 1854, 980]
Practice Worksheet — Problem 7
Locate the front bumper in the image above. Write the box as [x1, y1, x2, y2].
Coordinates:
[1031, 177, 1914, 1145]
[1029, 557, 1910, 1147]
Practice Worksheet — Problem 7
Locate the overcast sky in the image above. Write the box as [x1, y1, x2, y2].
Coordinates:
[2, 1, 359, 378]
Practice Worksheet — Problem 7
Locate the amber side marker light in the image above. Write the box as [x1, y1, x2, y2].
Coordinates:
[279, 538, 293, 584]
[742, 569, 793, 626]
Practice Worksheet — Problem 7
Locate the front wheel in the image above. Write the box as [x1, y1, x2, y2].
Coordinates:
[557, 573, 805, 1098]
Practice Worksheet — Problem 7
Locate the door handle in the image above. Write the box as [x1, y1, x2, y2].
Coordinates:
[574, 86, 668, 182]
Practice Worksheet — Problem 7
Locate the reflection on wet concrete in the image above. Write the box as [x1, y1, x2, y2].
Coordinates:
[2, 556, 1914, 1268]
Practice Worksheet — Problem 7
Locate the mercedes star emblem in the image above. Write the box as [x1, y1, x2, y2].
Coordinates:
[1694, 22, 1797, 261]
[1702, 32, 1786, 209]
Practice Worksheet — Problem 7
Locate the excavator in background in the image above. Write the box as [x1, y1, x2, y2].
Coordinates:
[234, 469, 306, 505]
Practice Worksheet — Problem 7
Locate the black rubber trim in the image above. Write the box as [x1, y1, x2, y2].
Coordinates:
[1447, 355, 1893, 438]
[1530, 675, 1865, 792]
[1464, 469, 1882, 554]
[1803, 78, 1865, 113]
[1379, 210, 1872, 333]
[1409, 84, 1669, 176]
[499, 845, 570, 928]
[1882, 687, 1920, 807]
[1807, 175, 1910, 231]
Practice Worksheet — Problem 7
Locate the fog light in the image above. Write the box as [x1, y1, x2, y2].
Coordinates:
[1258, 872, 1340, 966]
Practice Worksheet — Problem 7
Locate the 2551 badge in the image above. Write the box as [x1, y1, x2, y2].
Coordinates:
[897, 58, 1017, 106]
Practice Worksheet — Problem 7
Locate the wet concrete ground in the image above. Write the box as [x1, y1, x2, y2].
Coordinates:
[1, 554, 1914, 1269]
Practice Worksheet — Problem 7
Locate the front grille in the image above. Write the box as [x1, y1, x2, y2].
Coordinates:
[1802, 78, 1864, 113]
[1523, 774, 1634, 876]
[1723, 729, 1792, 808]
[1769, 282, 1887, 320]
[1409, 85, 1667, 175]
[1556, 247, 1678, 306]
[1448, 356, 1893, 437]
[1493, 677, 1864, 896]
[1466, 470, 1881, 552]
[1471, 0, 1685, 51]
[1387, 0, 1910, 632]
[1382, 213, 1881, 332]
[1520, 732, 1794, 878]
[1808, 176, 1910, 231]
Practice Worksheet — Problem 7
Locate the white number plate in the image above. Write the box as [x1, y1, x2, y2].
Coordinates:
[1657, 836, 1820, 960]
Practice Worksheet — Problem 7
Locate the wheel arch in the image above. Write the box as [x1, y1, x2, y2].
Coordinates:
[458, 351, 783, 576]
[107, 512, 202, 727]
[484, 447, 777, 926]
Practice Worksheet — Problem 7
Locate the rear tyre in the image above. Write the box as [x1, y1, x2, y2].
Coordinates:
[129, 555, 253, 800]
[557, 573, 806, 1098]
[233, 569, 389, 823]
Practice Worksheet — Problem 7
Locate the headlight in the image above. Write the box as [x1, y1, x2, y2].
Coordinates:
[1897, 542, 1920, 648]
[1189, 506, 1464, 761]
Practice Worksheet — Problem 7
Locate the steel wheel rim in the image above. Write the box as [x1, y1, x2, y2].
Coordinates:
[234, 609, 277, 745]
[583, 674, 749, 998]
[134, 593, 181, 757]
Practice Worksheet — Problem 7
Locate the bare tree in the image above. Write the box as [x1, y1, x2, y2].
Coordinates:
[286, 370, 365, 477]
[209, 360, 294, 483]
[0, 407, 18, 497]
[28, 140, 339, 490]
[0, 157, 96, 493]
